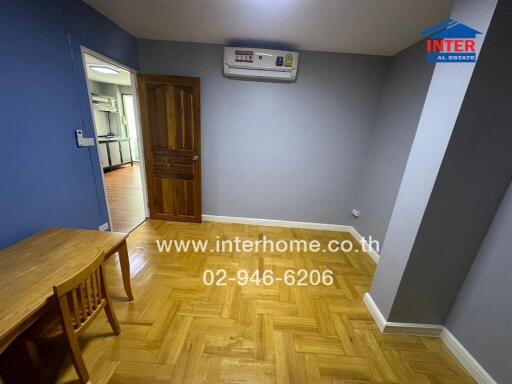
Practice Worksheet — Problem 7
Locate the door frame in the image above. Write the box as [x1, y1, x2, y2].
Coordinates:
[80, 46, 150, 231]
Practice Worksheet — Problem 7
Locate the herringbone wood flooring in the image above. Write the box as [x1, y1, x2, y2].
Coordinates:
[56, 220, 475, 383]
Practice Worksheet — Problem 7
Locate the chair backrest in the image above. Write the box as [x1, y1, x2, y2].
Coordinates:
[53, 250, 107, 335]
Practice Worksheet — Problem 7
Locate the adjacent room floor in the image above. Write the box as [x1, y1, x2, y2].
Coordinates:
[53, 220, 474, 383]
[104, 164, 145, 233]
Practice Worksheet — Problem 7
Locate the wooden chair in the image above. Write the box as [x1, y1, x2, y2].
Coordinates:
[23, 251, 120, 383]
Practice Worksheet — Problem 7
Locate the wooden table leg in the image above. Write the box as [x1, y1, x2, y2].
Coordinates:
[118, 240, 134, 301]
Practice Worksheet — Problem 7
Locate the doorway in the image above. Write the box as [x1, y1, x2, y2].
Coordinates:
[82, 49, 148, 233]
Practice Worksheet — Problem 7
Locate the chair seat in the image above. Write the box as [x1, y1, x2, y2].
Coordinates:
[24, 302, 96, 342]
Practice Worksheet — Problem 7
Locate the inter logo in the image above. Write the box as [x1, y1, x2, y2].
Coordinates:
[421, 19, 482, 63]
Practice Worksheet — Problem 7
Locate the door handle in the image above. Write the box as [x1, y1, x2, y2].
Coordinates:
[192, 155, 200, 161]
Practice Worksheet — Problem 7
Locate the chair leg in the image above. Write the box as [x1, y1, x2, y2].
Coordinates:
[100, 265, 121, 335]
[64, 332, 90, 384]
[24, 340, 40, 371]
[104, 299, 121, 335]
[57, 295, 90, 383]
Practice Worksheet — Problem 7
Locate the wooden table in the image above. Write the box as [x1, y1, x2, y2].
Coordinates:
[0, 228, 134, 354]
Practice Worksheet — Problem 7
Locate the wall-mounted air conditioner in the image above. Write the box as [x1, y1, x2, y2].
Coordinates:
[224, 47, 299, 82]
[91, 94, 117, 112]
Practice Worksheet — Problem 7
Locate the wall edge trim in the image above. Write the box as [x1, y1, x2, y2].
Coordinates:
[363, 292, 498, 384]
[348, 226, 380, 263]
[202, 214, 378, 263]
[363, 292, 443, 336]
[441, 328, 498, 384]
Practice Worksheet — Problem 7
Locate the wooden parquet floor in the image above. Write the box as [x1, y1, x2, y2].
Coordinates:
[104, 164, 145, 233]
[55, 219, 475, 383]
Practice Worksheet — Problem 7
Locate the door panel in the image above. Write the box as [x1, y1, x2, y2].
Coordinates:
[138, 75, 201, 222]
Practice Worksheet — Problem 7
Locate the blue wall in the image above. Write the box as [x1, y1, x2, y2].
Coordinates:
[0, 0, 138, 249]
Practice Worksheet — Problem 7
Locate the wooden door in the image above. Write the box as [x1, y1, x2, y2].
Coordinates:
[137, 75, 201, 222]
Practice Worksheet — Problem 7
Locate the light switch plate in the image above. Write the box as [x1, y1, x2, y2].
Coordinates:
[98, 222, 109, 231]
[75, 129, 95, 147]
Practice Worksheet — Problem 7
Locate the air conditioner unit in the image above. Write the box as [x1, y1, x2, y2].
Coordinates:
[224, 47, 299, 82]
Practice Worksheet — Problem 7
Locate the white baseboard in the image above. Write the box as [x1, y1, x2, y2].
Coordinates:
[202, 214, 379, 264]
[363, 292, 497, 384]
[363, 292, 387, 332]
[441, 328, 498, 384]
[202, 214, 352, 232]
[363, 293, 442, 336]
[348, 226, 380, 263]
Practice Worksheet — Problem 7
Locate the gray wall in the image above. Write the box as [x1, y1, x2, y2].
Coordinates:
[369, 0, 497, 320]
[138, 40, 390, 224]
[351, 41, 434, 246]
[446, 182, 512, 384]
[388, 0, 510, 324]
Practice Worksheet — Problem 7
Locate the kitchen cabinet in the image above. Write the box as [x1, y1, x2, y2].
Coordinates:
[98, 143, 109, 168]
[98, 138, 133, 170]
[108, 142, 122, 166]
[120, 141, 132, 164]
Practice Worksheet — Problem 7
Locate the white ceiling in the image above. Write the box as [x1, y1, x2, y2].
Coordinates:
[84, 0, 454, 56]
[84, 53, 132, 86]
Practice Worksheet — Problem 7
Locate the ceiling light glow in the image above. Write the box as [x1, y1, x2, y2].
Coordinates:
[89, 64, 120, 75]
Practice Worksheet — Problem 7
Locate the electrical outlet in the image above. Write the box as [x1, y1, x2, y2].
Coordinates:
[98, 222, 109, 231]
[352, 209, 360, 219]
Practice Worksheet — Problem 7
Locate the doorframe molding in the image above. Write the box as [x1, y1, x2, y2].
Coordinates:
[80, 46, 150, 231]
[129, 72, 150, 220]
